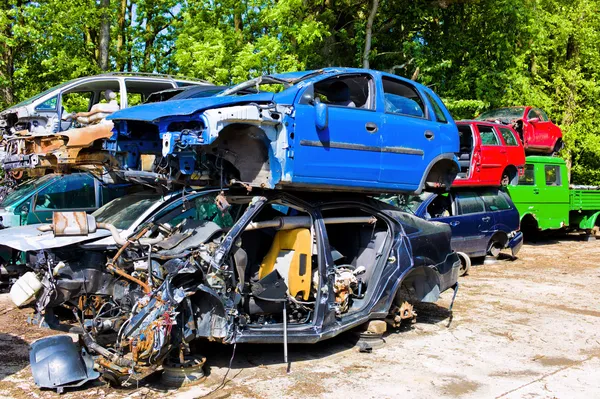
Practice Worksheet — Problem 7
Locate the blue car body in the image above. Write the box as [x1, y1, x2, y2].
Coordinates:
[403, 188, 522, 257]
[107, 68, 459, 194]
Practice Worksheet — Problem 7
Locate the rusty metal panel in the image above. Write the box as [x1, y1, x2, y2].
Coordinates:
[52, 212, 97, 236]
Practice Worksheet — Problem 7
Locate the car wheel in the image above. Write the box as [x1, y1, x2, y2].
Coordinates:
[456, 252, 471, 276]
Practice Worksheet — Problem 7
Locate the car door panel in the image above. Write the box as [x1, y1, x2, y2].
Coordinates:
[379, 77, 438, 187]
[293, 74, 383, 184]
[477, 124, 507, 184]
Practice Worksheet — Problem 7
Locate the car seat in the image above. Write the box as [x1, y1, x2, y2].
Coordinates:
[349, 229, 387, 287]
[259, 228, 312, 300]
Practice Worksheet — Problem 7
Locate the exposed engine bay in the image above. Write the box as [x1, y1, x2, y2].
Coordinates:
[13, 194, 389, 384]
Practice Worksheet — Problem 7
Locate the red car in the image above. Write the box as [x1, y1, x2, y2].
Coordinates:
[453, 121, 526, 187]
[476, 106, 563, 154]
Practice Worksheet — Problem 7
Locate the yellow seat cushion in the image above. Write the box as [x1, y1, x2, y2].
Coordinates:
[259, 228, 312, 300]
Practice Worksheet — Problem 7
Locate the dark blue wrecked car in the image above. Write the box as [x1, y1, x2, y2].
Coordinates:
[106, 68, 460, 194]
[385, 187, 523, 273]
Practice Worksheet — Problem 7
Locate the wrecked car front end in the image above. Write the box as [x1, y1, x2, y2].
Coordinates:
[11, 190, 459, 389]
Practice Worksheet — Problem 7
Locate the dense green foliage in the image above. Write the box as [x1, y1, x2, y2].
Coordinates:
[1, 0, 599, 183]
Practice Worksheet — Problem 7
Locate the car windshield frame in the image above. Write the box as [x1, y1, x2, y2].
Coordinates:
[0, 175, 56, 208]
[218, 76, 293, 97]
[10, 79, 77, 109]
[92, 192, 164, 230]
[476, 107, 526, 122]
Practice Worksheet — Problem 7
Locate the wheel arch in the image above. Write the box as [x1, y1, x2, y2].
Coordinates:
[417, 154, 460, 194]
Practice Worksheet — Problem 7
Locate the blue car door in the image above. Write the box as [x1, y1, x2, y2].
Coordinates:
[424, 193, 467, 253]
[379, 77, 441, 189]
[454, 191, 493, 256]
[292, 73, 383, 185]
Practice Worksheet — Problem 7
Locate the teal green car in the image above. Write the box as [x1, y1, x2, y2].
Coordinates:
[507, 155, 600, 235]
[0, 173, 131, 228]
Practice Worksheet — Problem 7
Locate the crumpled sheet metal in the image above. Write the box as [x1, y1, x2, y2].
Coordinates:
[29, 335, 99, 393]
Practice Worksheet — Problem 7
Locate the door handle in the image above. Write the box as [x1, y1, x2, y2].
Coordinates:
[424, 130, 435, 140]
[449, 221, 460, 226]
[365, 122, 378, 133]
[481, 216, 491, 222]
[533, 188, 539, 194]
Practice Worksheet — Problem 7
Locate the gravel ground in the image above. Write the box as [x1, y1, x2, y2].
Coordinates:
[1, 234, 599, 399]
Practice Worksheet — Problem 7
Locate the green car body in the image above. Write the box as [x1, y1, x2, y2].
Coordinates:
[508, 155, 600, 233]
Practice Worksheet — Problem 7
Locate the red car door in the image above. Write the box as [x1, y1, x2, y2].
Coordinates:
[496, 125, 525, 173]
[476, 124, 507, 185]
[523, 107, 552, 152]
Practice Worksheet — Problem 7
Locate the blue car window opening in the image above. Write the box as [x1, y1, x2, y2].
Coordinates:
[482, 190, 511, 211]
[457, 192, 485, 215]
[314, 74, 374, 110]
[382, 77, 425, 118]
[425, 92, 448, 123]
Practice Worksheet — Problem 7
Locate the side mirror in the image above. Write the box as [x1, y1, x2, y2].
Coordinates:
[314, 98, 328, 130]
[527, 117, 540, 124]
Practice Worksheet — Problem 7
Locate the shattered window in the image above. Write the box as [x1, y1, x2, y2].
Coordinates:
[382, 77, 425, 117]
[544, 165, 561, 186]
[94, 192, 162, 230]
[499, 127, 519, 146]
[478, 125, 500, 146]
[517, 164, 535, 185]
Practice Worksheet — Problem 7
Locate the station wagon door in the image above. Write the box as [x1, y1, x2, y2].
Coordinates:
[379, 77, 438, 189]
[28, 174, 98, 224]
[292, 73, 383, 184]
[476, 124, 507, 183]
[454, 191, 493, 256]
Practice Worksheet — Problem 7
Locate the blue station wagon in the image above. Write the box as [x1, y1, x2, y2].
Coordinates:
[107, 68, 460, 194]
[392, 188, 523, 260]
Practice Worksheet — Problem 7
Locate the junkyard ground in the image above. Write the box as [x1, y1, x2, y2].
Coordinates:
[1, 234, 599, 399]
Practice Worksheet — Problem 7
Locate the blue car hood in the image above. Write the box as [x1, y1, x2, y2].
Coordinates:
[108, 93, 276, 123]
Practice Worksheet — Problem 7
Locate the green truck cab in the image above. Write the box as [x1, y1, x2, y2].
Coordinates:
[508, 155, 600, 235]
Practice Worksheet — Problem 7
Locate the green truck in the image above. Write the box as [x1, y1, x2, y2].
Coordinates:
[508, 155, 600, 237]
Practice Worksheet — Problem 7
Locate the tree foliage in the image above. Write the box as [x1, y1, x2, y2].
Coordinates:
[1, 0, 600, 183]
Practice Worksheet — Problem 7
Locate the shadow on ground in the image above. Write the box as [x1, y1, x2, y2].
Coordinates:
[0, 333, 30, 380]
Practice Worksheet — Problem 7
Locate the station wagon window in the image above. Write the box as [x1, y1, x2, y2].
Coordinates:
[481, 190, 511, 211]
[62, 92, 93, 114]
[456, 192, 485, 215]
[34, 174, 96, 210]
[424, 92, 447, 123]
[518, 164, 535, 185]
[544, 165, 561, 186]
[382, 77, 425, 117]
[35, 96, 58, 111]
[477, 125, 500, 146]
[313, 75, 374, 109]
[499, 127, 519, 146]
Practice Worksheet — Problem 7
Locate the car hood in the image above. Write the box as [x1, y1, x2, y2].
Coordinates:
[0, 223, 112, 252]
[107, 93, 276, 123]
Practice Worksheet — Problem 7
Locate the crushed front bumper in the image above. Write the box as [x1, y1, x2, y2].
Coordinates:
[507, 231, 524, 256]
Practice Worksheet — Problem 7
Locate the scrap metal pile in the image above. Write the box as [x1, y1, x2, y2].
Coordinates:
[1, 69, 468, 392]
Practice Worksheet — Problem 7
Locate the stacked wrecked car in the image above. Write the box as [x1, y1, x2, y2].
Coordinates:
[1, 68, 468, 391]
